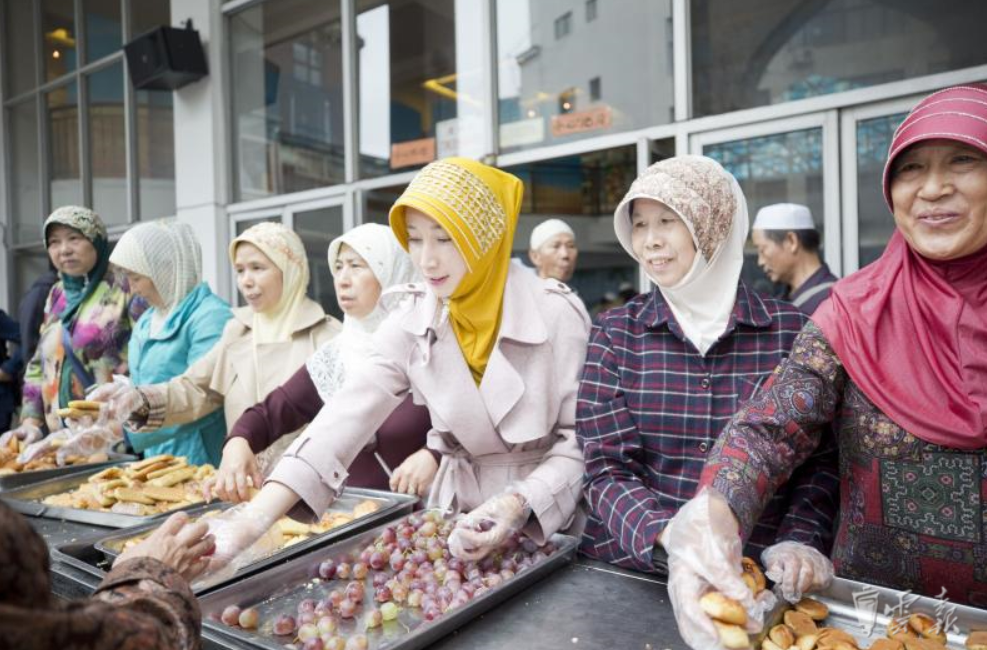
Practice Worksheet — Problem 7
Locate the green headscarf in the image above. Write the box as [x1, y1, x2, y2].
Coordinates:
[44, 206, 110, 326]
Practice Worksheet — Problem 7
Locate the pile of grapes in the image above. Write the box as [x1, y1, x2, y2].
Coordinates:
[217, 510, 558, 650]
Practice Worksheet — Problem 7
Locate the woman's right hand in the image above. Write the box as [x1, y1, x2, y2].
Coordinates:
[115, 511, 215, 583]
[205, 437, 263, 503]
[0, 420, 44, 449]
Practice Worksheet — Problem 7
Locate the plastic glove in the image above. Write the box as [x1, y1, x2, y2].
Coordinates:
[16, 428, 73, 464]
[0, 423, 44, 451]
[107, 387, 147, 423]
[55, 423, 122, 466]
[389, 448, 439, 497]
[761, 541, 834, 603]
[204, 437, 263, 503]
[448, 491, 531, 561]
[86, 374, 132, 404]
[200, 502, 283, 576]
[664, 488, 774, 650]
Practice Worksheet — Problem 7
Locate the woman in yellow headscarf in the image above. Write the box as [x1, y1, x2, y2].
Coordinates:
[205, 158, 592, 566]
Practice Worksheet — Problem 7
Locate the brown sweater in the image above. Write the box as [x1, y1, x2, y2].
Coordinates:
[229, 365, 433, 490]
[0, 501, 201, 650]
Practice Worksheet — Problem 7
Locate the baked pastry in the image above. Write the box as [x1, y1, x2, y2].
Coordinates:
[714, 620, 750, 649]
[769, 624, 796, 648]
[795, 598, 829, 621]
[700, 591, 747, 625]
[784, 610, 819, 637]
[966, 631, 987, 650]
[742, 557, 767, 593]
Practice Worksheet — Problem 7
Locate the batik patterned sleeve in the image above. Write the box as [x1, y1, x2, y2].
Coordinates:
[577, 322, 673, 571]
[700, 321, 846, 541]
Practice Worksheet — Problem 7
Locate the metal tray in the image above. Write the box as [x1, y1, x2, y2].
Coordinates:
[199, 516, 577, 650]
[0, 464, 206, 528]
[0, 453, 137, 492]
[94, 487, 418, 592]
[804, 576, 987, 648]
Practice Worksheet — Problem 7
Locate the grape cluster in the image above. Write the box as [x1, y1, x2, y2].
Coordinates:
[216, 510, 557, 650]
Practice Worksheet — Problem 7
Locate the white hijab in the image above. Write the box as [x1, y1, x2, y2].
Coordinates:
[306, 224, 418, 401]
[613, 155, 748, 356]
[109, 220, 202, 336]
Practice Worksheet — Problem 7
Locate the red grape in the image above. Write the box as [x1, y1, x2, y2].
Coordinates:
[273, 614, 297, 636]
[238, 607, 259, 629]
[318, 560, 337, 580]
[220, 605, 241, 626]
[338, 598, 356, 619]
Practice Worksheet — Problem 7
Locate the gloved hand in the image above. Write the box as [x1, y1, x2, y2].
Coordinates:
[107, 387, 147, 423]
[86, 374, 133, 405]
[55, 421, 123, 466]
[17, 428, 73, 464]
[0, 422, 44, 451]
[204, 437, 263, 503]
[201, 502, 283, 576]
[448, 491, 531, 561]
[663, 488, 774, 650]
[761, 541, 834, 603]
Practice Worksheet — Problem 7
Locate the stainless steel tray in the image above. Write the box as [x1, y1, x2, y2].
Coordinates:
[0, 453, 137, 492]
[780, 577, 987, 648]
[0, 464, 205, 527]
[199, 515, 577, 650]
[94, 487, 418, 593]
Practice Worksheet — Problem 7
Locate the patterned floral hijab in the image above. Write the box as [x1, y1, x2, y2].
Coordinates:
[389, 158, 523, 384]
[43, 206, 110, 326]
[613, 156, 749, 355]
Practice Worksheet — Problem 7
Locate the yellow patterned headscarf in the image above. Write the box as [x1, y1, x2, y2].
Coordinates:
[389, 158, 523, 384]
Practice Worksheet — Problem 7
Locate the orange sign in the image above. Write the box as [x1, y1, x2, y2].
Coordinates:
[551, 106, 612, 137]
[391, 138, 436, 169]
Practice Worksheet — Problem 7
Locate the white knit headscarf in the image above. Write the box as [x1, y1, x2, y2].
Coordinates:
[614, 155, 748, 356]
[306, 224, 418, 401]
[110, 220, 202, 336]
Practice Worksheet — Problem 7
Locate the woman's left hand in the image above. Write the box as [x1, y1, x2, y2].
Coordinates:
[448, 491, 531, 561]
[761, 541, 834, 603]
[389, 448, 438, 497]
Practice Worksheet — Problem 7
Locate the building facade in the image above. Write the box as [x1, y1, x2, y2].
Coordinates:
[2, 0, 986, 315]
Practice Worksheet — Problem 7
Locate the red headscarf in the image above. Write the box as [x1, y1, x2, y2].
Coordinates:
[812, 84, 987, 450]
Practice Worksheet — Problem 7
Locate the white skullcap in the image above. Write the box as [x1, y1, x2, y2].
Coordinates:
[529, 218, 575, 250]
[753, 203, 816, 231]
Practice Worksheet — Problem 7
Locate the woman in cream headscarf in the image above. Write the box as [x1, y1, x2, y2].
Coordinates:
[208, 223, 433, 502]
[205, 158, 591, 567]
[98, 222, 340, 471]
[576, 155, 838, 579]
[106, 220, 232, 466]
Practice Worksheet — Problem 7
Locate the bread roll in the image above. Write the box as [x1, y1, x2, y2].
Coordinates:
[700, 592, 747, 625]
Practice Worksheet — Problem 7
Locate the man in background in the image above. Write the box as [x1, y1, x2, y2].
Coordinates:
[751, 203, 837, 315]
[529, 218, 578, 283]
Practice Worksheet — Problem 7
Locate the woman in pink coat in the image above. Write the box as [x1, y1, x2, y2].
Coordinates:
[206, 157, 591, 565]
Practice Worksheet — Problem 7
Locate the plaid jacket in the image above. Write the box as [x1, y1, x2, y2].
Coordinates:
[576, 282, 839, 572]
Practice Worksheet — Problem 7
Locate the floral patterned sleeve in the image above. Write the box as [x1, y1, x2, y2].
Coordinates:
[699, 321, 846, 540]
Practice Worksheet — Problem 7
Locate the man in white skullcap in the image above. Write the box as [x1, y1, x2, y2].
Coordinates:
[751, 203, 838, 315]
[528, 218, 578, 283]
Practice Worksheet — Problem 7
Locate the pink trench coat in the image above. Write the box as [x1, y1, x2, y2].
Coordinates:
[269, 263, 591, 542]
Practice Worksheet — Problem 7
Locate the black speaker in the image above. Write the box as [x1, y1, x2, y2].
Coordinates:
[124, 23, 208, 90]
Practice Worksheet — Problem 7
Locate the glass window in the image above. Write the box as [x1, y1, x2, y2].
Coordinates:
[294, 205, 344, 319]
[692, 0, 987, 117]
[504, 145, 641, 318]
[84, 0, 122, 62]
[5, 0, 38, 96]
[87, 62, 127, 227]
[130, 0, 171, 38]
[46, 81, 83, 211]
[856, 112, 907, 268]
[496, 0, 674, 154]
[42, 0, 77, 81]
[230, 0, 345, 200]
[10, 99, 43, 244]
[704, 128, 825, 296]
[136, 88, 176, 220]
[357, 0, 486, 178]
[362, 186, 404, 225]
[554, 12, 571, 40]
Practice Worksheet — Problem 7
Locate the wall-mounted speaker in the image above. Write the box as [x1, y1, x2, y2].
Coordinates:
[124, 22, 208, 90]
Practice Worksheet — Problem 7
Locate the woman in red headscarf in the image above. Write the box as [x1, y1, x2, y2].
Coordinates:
[661, 84, 987, 650]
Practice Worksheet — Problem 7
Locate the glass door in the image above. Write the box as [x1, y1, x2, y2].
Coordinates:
[690, 112, 841, 296]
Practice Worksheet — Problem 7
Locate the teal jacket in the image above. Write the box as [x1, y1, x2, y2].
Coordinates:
[126, 283, 231, 466]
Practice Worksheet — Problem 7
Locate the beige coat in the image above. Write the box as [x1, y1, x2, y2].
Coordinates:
[140, 299, 341, 466]
[269, 263, 591, 542]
